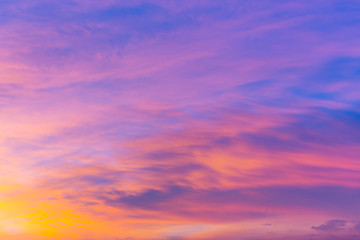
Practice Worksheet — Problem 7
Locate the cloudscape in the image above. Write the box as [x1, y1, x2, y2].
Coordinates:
[1, 0, 360, 239]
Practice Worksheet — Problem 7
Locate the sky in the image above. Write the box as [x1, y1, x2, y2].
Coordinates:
[0, 0, 360, 239]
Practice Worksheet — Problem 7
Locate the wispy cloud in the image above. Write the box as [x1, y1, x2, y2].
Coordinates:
[312, 219, 347, 232]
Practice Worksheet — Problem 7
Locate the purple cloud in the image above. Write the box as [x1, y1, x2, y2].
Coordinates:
[312, 219, 347, 232]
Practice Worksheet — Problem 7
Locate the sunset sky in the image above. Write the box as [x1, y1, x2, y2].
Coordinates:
[1, 0, 360, 239]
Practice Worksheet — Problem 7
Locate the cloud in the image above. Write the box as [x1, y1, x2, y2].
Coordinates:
[92, 185, 360, 223]
[354, 223, 360, 232]
[312, 219, 347, 232]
